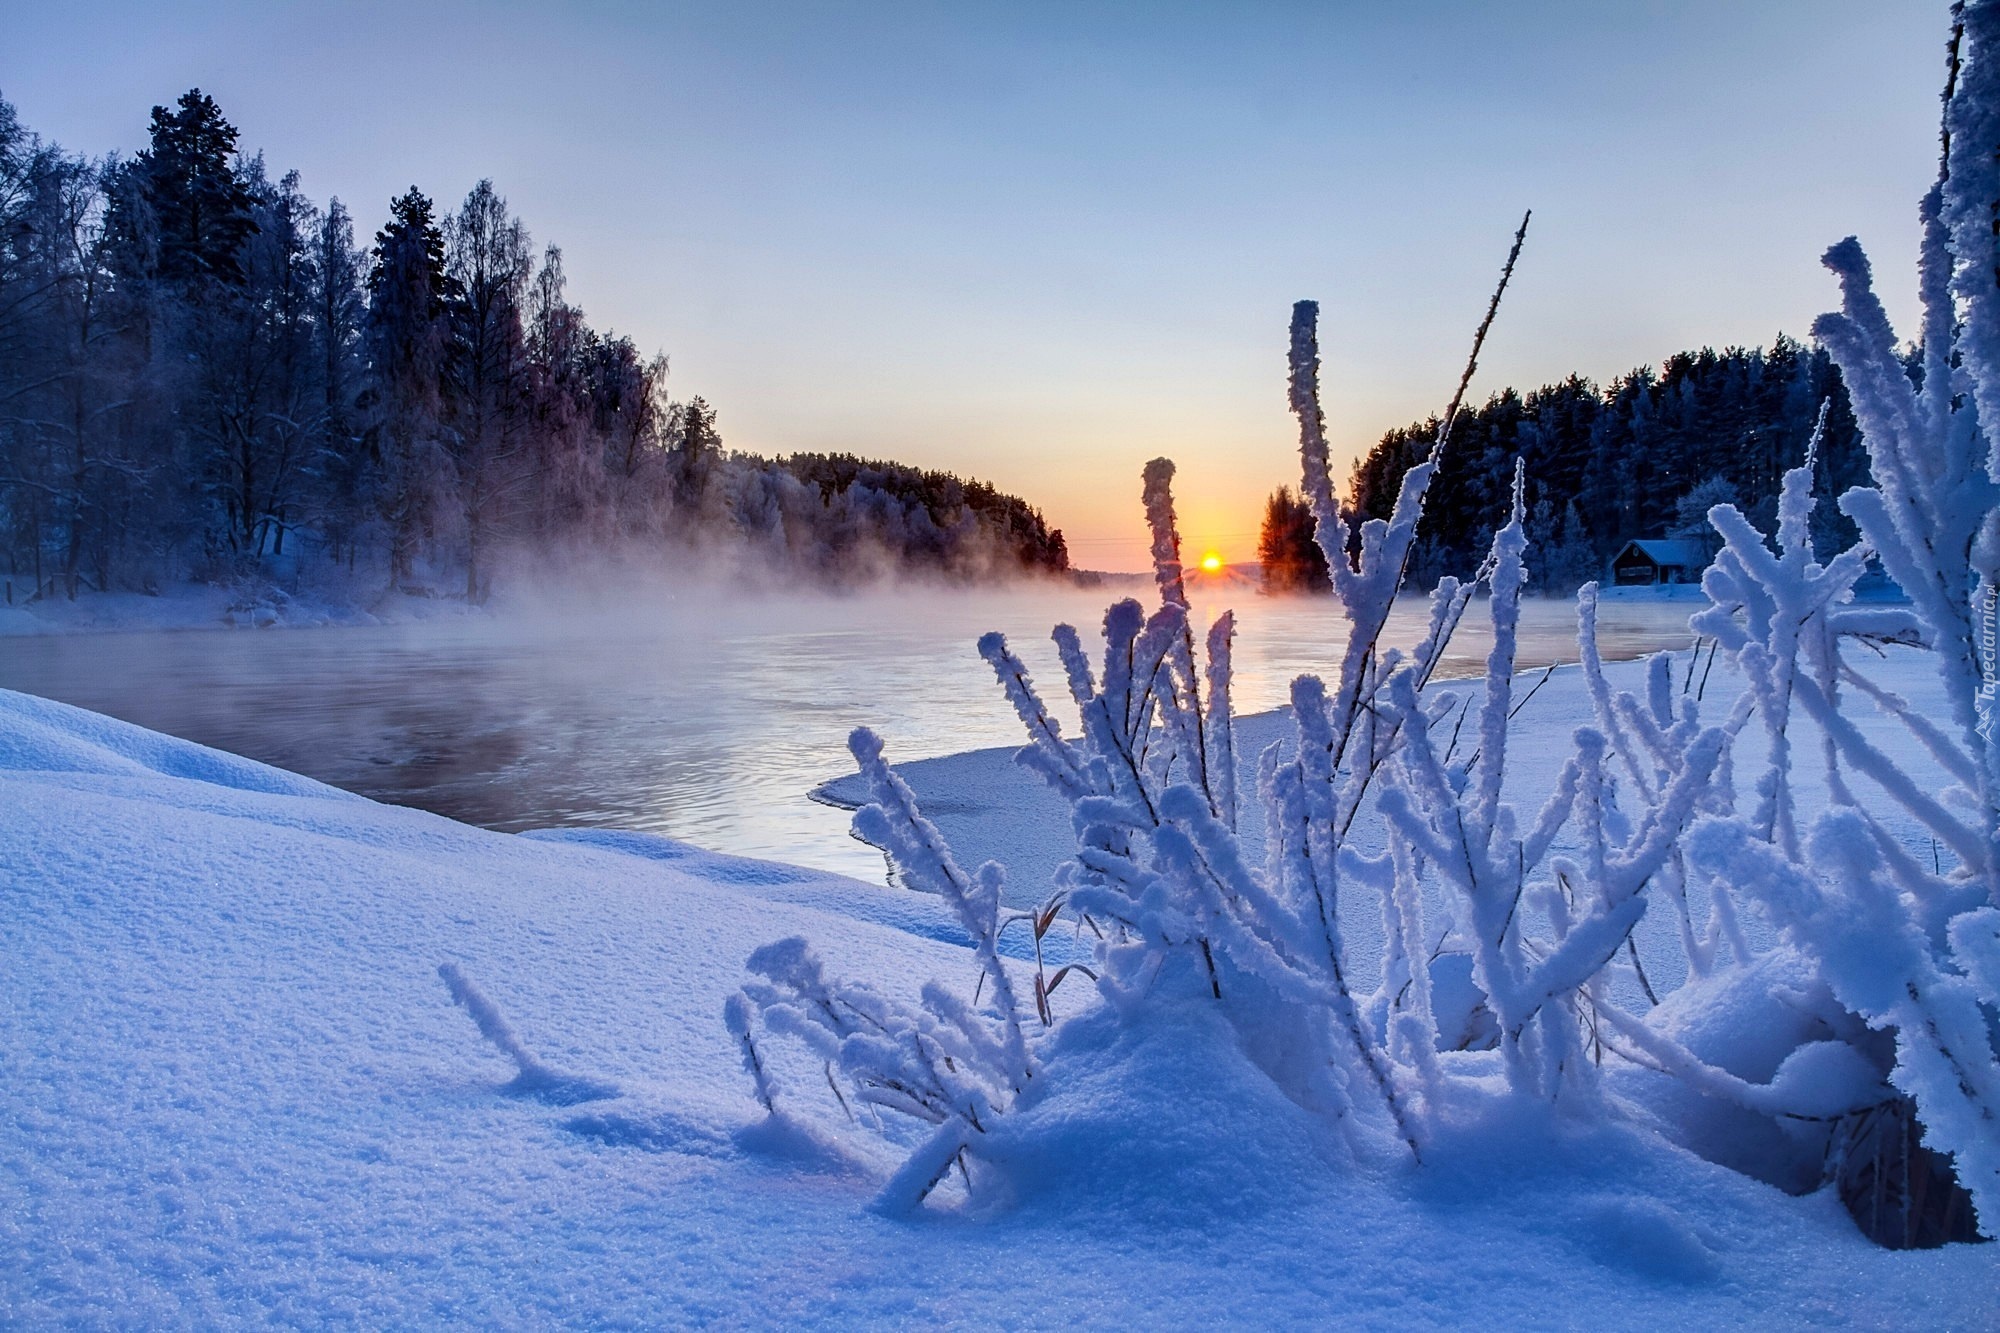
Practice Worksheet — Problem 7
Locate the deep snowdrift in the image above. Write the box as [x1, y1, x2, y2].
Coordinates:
[2, 682, 1992, 1325]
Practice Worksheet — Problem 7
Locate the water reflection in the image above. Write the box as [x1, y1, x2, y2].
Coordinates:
[0, 584, 1696, 882]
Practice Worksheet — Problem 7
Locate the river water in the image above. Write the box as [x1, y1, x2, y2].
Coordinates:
[0, 581, 1696, 882]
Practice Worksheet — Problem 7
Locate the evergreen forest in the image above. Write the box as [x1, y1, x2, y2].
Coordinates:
[0, 90, 1069, 606]
[1261, 339, 1869, 594]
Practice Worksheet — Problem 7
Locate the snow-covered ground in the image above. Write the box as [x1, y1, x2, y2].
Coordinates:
[3, 648, 1993, 1326]
[0, 582, 490, 636]
[819, 646, 1946, 943]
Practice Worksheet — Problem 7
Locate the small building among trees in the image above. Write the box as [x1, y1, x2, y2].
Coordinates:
[1610, 538, 1707, 587]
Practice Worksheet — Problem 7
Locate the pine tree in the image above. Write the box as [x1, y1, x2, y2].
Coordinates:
[673, 395, 721, 507]
[365, 187, 455, 588]
[111, 89, 256, 289]
[1257, 485, 1328, 592]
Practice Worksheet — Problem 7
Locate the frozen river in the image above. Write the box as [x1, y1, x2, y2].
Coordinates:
[0, 581, 1697, 882]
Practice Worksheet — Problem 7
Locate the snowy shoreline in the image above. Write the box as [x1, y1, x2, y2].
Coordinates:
[0, 583, 490, 637]
[4, 640, 1992, 1324]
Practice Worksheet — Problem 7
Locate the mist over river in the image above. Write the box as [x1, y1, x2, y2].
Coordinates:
[0, 582, 1697, 883]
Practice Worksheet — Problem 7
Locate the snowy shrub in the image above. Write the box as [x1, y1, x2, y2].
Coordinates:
[1669, 2, 2000, 1243]
[729, 221, 1798, 1202]
[724, 730, 1035, 1211]
[728, 16, 2000, 1238]
[733, 309, 1744, 1212]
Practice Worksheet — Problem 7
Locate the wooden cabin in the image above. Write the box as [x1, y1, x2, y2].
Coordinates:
[1610, 538, 1707, 587]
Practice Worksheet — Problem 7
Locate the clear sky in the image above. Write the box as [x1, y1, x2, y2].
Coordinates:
[0, 1, 1949, 569]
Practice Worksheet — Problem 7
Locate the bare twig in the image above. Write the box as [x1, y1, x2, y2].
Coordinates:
[1430, 210, 1533, 466]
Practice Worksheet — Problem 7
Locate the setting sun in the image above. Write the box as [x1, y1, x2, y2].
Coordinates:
[1199, 552, 1223, 572]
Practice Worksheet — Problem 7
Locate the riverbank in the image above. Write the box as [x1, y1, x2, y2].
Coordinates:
[0, 580, 477, 636]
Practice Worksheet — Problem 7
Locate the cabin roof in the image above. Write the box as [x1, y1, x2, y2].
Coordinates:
[1616, 538, 1707, 567]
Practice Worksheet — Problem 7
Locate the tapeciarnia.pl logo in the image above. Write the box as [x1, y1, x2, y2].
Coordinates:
[1978, 581, 1998, 744]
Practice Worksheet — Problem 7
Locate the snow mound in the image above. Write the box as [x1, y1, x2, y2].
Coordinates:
[978, 991, 1339, 1226]
[0, 686, 351, 798]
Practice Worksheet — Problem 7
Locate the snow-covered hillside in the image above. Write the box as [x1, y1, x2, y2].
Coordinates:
[3, 682, 1991, 1326]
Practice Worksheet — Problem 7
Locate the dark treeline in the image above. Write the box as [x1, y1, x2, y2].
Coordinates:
[1261, 338, 1866, 594]
[0, 90, 1067, 605]
[773, 454, 1070, 575]
[1257, 486, 1329, 593]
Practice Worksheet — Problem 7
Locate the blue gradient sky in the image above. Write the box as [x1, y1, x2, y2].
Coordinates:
[0, 1, 1947, 568]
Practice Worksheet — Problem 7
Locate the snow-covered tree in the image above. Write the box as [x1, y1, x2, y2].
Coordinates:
[443, 180, 534, 603]
[1671, 475, 1737, 567]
